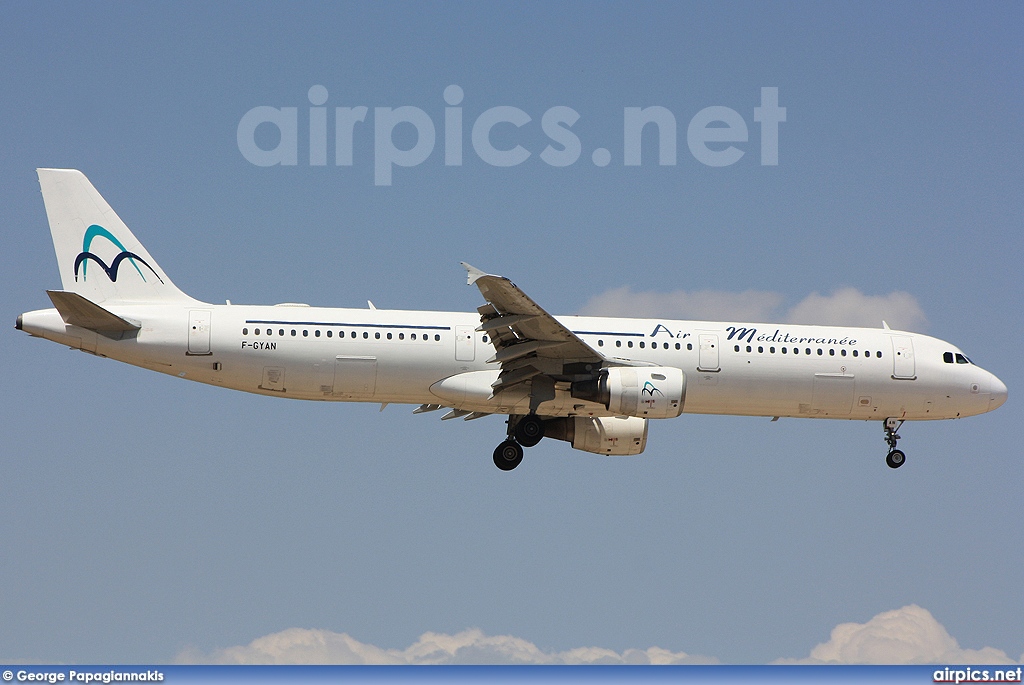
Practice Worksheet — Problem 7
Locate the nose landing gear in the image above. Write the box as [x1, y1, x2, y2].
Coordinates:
[883, 418, 906, 469]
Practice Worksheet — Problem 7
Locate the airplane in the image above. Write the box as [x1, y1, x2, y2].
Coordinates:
[17, 169, 1007, 471]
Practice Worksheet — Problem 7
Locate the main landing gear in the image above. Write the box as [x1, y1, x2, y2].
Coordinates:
[492, 414, 545, 471]
[883, 418, 906, 469]
[493, 440, 523, 471]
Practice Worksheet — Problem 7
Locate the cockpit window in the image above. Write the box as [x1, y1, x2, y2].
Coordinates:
[943, 352, 954, 364]
[955, 353, 971, 364]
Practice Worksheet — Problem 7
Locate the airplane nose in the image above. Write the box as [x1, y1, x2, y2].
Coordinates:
[989, 374, 1008, 411]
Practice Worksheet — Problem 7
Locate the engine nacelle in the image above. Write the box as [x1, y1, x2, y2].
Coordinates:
[544, 416, 649, 456]
[571, 367, 685, 419]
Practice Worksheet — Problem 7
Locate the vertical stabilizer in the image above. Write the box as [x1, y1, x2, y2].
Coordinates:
[37, 168, 194, 304]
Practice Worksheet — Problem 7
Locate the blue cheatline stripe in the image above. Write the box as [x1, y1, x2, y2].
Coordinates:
[245, 320, 451, 331]
[573, 330, 646, 337]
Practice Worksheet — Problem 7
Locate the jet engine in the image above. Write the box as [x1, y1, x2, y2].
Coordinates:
[571, 367, 685, 419]
[543, 415, 649, 455]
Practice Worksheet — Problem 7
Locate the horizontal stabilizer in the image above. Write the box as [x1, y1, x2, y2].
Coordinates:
[47, 290, 140, 336]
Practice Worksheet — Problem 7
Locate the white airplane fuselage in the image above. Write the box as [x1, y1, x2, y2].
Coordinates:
[17, 168, 1007, 469]
[18, 301, 1006, 422]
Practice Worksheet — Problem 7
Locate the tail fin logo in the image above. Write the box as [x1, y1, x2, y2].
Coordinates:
[74, 224, 164, 284]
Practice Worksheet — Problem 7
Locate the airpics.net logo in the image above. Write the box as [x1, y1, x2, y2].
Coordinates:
[237, 85, 786, 186]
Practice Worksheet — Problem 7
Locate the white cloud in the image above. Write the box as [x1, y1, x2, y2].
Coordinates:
[785, 288, 927, 330]
[177, 606, 1020, 666]
[578, 286, 783, 322]
[777, 605, 1017, 665]
[175, 627, 401, 665]
[578, 286, 927, 331]
[176, 627, 714, 665]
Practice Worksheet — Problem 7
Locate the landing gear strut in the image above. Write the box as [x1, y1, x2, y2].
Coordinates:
[883, 418, 906, 469]
[492, 414, 545, 471]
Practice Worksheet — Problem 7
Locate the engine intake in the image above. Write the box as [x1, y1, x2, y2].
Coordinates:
[571, 366, 685, 419]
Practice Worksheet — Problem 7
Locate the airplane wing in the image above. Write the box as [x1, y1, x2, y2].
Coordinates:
[462, 263, 627, 395]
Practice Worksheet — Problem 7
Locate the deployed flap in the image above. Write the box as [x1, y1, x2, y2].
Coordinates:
[47, 290, 140, 334]
[462, 263, 602, 365]
[461, 263, 653, 395]
[462, 263, 610, 395]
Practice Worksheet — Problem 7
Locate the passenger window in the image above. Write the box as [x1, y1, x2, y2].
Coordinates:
[254, 328, 260, 335]
[758, 346, 763, 353]
[639, 341, 645, 349]
[327, 330, 332, 338]
[782, 347, 787, 354]
[363, 332, 369, 339]
[876, 351, 882, 358]
[315, 330, 320, 337]
[627, 341, 633, 348]
[387, 332, 393, 340]
[817, 348, 822, 356]
[598, 340, 604, 347]
[805, 348, 811, 355]
[746, 345, 752, 353]
[303, 330, 308, 337]
[841, 349, 847, 357]
[375, 332, 381, 339]
[829, 349, 834, 356]
[399, 333, 405, 340]
[291, 329, 296, 336]
[853, 350, 858, 357]
[616, 340, 622, 347]
[676, 343, 681, 350]
[279, 329, 284, 336]
[734, 345, 740, 352]
[242, 328, 248, 335]
[434, 334, 440, 341]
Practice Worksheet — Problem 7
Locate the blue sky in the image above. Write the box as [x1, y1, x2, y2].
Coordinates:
[2, 1, 1022, 664]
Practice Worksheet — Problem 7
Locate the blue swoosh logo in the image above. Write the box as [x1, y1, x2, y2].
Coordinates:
[74, 250, 164, 284]
[74, 224, 163, 284]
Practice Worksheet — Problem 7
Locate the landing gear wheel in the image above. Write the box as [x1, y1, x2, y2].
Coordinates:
[514, 414, 545, 448]
[886, 449, 906, 469]
[493, 439, 524, 471]
[882, 418, 906, 470]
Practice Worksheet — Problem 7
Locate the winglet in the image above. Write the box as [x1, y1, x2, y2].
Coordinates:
[461, 262, 489, 286]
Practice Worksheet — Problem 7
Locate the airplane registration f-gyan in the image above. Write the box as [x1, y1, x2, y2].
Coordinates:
[18, 170, 1007, 470]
